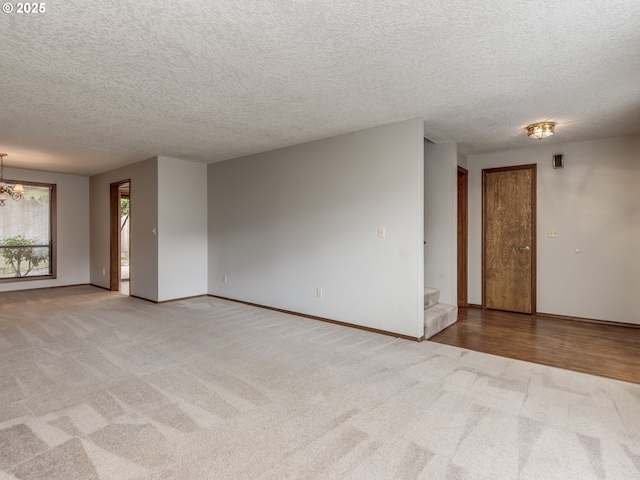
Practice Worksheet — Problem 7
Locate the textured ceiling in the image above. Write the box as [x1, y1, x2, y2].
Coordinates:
[1, 0, 639, 175]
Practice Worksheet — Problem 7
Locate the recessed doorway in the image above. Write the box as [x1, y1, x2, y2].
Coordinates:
[457, 166, 468, 307]
[110, 180, 131, 295]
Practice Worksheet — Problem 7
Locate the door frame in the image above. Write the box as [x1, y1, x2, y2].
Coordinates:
[109, 180, 130, 291]
[457, 166, 468, 307]
[482, 164, 537, 313]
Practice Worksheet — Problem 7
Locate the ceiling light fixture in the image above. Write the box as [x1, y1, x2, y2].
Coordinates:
[0, 154, 25, 206]
[526, 122, 555, 140]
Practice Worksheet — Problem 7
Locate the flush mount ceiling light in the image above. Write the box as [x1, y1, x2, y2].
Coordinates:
[0, 153, 25, 206]
[526, 122, 555, 140]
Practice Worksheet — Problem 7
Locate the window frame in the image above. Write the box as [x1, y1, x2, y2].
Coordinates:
[0, 180, 57, 283]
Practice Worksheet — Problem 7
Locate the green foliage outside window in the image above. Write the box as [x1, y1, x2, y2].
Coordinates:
[0, 235, 50, 277]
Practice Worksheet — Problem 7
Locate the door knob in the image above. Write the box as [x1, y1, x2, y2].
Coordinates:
[518, 245, 530, 251]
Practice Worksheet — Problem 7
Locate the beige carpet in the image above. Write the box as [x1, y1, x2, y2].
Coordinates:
[1, 285, 640, 479]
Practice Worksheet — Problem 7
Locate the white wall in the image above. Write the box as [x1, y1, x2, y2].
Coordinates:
[208, 119, 425, 338]
[157, 157, 208, 301]
[0, 168, 89, 292]
[468, 135, 640, 325]
[90, 158, 159, 301]
[458, 152, 468, 169]
[424, 141, 458, 305]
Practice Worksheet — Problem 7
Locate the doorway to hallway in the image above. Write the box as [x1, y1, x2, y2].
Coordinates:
[110, 180, 131, 295]
[457, 166, 468, 307]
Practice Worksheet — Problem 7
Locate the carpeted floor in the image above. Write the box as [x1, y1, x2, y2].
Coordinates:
[1, 285, 639, 479]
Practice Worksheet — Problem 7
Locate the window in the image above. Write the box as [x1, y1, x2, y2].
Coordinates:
[0, 181, 56, 281]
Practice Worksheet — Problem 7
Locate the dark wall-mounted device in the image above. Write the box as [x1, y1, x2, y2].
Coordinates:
[553, 154, 564, 169]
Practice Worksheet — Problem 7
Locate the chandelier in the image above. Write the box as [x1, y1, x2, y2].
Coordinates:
[0, 154, 25, 206]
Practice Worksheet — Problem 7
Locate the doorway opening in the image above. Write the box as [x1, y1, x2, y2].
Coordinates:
[457, 166, 468, 307]
[110, 180, 131, 295]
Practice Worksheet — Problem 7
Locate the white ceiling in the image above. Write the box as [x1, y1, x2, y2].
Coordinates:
[1, 0, 639, 175]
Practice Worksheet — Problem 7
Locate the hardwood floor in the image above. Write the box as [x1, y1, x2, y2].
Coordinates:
[429, 307, 640, 385]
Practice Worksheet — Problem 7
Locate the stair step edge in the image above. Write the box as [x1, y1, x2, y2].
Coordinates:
[424, 304, 458, 339]
[425, 303, 458, 314]
[423, 287, 440, 308]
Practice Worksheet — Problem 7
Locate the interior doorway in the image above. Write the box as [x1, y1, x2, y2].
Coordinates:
[110, 180, 131, 295]
[457, 166, 468, 307]
[482, 164, 536, 314]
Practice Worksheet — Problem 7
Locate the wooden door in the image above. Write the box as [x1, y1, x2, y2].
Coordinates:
[457, 167, 468, 307]
[483, 165, 536, 314]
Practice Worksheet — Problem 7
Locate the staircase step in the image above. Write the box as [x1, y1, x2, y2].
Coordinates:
[424, 288, 440, 309]
[424, 303, 458, 340]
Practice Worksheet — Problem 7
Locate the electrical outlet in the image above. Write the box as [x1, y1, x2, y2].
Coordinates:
[223, 275, 227, 284]
[316, 288, 322, 299]
[548, 228, 559, 238]
[102, 268, 106, 276]
[378, 226, 385, 238]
